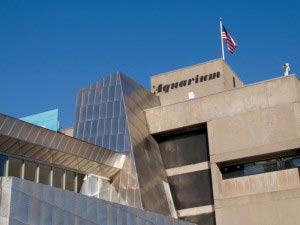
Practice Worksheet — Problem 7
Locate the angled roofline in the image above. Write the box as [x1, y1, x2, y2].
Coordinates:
[0, 113, 126, 178]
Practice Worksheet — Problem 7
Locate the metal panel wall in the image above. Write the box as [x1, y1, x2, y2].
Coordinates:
[0, 177, 195, 225]
[73, 72, 143, 209]
[120, 74, 173, 216]
[74, 72, 174, 215]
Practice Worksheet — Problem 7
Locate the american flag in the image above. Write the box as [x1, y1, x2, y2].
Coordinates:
[222, 25, 237, 54]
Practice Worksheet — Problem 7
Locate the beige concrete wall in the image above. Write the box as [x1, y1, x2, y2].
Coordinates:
[208, 102, 300, 160]
[150, 59, 243, 106]
[145, 75, 299, 134]
[221, 168, 300, 198]
[215, 188, 300, 225]
[146, 74, 300, 225]
[222, 61, 243, 89]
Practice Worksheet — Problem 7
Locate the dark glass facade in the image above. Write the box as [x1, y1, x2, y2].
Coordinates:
[157, 127, 215, 224]
[157, 129, 209, 168]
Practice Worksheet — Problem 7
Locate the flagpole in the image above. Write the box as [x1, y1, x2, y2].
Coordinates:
[220, 17, 225, 60]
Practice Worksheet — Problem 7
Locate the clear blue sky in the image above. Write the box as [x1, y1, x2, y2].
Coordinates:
[1, 0, 299, 128]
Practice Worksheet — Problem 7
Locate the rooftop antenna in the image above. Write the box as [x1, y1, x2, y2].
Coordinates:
[283, 63, 290, 76]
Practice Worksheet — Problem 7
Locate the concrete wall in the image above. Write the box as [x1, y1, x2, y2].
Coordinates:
[150, 59, 243, 106]
[145, 75, 300, 225]
[145, 75, 299, 134]
[215, 188, 300, 225]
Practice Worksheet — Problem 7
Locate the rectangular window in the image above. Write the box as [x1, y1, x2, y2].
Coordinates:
[156, 128, 209, 169]
[65, 170, 76, 191]
[0, 154, 7, 176]
[8, 157, 23, 178]
[24, 161, 37, 182]
[39, 164, 51, 185]
[53, 167, 64, 188]
[77, 173, 85, 193]
[220, 151, 300, 179]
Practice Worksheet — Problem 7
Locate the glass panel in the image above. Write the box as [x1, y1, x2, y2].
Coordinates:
[99, 179, 111, 200]
[104, 119, 112, 135]
[245, 159, 278, 176]
[157, 129, 209, 168]
[108, 86, 115, 102]
[95, 136, 103, 146]
[39, 164, 51, 185]
[107, 102, 113, 116]
[283, 156, 300, 169]
[93, 105, 100, 120]
[77, 173, 85, 193]
[83, 121, 91, 138]
[88, 89, 95, 105]
[111, 117, 119, 133]
[0, 155, 7, 176]
[114, 85, 121, 100]
[82, 91, 89, 105]
[221, 152, 300, 179]
[76, 122, 84, 138]
[101, 86, 108, 102]
[80, 107, 87, 122]
[80, 175, 99, 197]
[91, 121, 98, 137]
[113, 101, 121, 117]
[98, 119, 105, 134]
[116, 134, 124, 150]
[86, 105, 93, 120]
[118, 117, 126, 133]
[65, 170, 75, 191]
[8, 157, 23, 178]
[103, 135, 110, 148]
[109, 135, 117, 150]
[95, 90, 101, 103]
[24, 161, 37, 182]
[99, 103, 107, 118]
[53, 167, 64, 188]
[104, 76, 110, 86]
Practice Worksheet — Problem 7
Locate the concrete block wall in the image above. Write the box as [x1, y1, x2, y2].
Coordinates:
[145, 75, 300, 225]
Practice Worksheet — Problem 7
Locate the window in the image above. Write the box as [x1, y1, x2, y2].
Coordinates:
[77, 173, 85, 193]
[24, 161, 37, 182]
[221, 151, 300, 179]
[65, 170, 76, 191]
[39, 164, 51, 185]
[0, 154, 108, 197]
[8, 157, 23, 178]
[0, 154, 7, 176]
[53, 167, 64, 188]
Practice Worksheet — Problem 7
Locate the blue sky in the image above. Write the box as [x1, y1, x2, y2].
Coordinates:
[1, 0, 299, 128]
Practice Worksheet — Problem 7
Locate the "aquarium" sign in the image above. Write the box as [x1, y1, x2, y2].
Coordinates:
[153, 72, 221, 94]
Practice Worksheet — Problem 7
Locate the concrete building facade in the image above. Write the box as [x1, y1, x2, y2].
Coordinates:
[1, 58, 300, 225]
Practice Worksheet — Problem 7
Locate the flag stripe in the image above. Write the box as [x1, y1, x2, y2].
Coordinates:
[222, 24, 237, 54]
